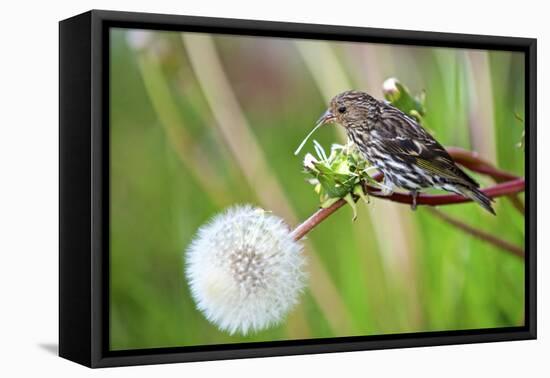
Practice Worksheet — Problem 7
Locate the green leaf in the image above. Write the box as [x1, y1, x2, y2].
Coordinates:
[383, 78, 426, 122]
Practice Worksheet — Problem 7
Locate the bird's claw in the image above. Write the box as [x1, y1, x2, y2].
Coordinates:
[410, 190, 418, 211]
[373, 179, 394, 197]
[371, 188, 394, 197]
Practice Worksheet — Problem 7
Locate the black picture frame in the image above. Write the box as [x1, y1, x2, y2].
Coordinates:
[59, 9, 537, 368]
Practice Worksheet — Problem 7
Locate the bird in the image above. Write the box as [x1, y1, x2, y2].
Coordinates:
[316, 90, 495, 214]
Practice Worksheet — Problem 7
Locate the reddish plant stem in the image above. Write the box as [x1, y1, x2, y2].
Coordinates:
[366, 178, 524, 206]
[505, 194, 526, 214]
[291, 178, 525, 242]
[291, 148, 526, 259]
[448, 147, 525, 213]
[291, 200, 347, 241]
[426, 208, 524, 259]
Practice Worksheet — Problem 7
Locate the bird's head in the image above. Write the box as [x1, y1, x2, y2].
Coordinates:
[294, 91, 379, 156]
[316, 90, 378, 130]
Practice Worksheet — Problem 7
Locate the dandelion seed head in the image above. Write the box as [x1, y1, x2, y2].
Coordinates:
[185, 205, 307, 335]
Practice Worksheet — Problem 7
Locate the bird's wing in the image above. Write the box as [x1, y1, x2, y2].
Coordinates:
[375, 114, 479, 188]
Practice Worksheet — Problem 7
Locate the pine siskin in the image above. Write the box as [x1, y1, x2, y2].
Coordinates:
[316, 90, 495, 214]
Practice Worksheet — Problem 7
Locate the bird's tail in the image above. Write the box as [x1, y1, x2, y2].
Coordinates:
[456, 185, 496, 215]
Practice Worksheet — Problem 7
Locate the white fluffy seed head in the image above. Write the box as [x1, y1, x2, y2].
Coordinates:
[185, 205, 307, 335]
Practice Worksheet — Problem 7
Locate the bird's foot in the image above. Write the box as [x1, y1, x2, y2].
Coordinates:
[410, 190, 418, 211]
[372, 181, 394, 197]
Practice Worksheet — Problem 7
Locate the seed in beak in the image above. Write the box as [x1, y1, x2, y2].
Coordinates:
[294, 109, 335, 156]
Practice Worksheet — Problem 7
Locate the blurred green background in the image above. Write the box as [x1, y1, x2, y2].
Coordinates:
[109, 28, 525, 351]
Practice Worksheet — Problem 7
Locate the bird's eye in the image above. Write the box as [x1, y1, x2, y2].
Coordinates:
[338, 106, 347, 114]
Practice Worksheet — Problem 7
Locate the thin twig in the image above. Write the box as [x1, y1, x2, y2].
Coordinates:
[292, 178, 524, 243]
[505, 195, 526, 214]
[366, 178, 524, 206]
[291, 200, 347, 241]
[447, 147, 519, 181]
[448, 147, 525, 214]
[426, 208, 524, 259]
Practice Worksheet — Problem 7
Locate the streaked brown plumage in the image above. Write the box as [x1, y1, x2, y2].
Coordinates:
[317, 90, 495, 214]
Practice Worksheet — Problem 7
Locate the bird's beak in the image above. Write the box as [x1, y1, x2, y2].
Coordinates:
[316, 109, 335, 127]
